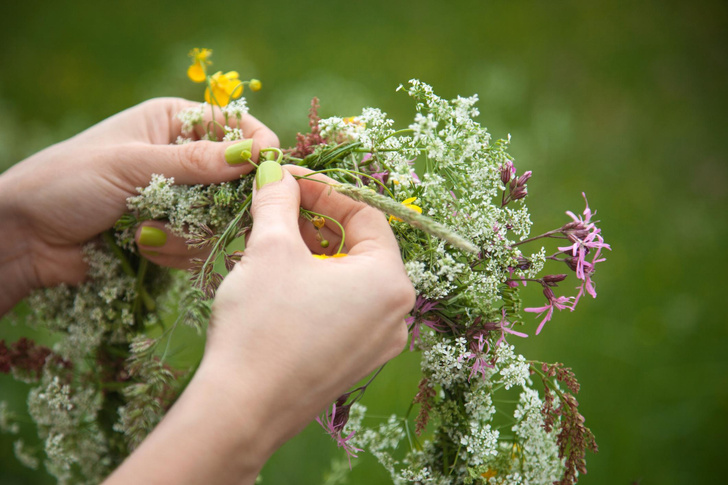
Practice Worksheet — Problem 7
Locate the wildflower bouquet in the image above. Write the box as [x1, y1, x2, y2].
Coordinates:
[0, 49, 609, 484]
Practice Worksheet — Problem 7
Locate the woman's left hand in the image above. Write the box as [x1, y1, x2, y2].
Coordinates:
[0, 97, 278, 314]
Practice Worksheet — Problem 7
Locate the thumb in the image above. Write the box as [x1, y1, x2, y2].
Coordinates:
[246, 162, 308, 255]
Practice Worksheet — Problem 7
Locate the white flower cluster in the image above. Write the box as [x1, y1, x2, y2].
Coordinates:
[456, 422, 499, 466]
[123, 173, 252, 245]
[320, 80, 533, 308]
[420, 336, 469, 389]
[19, 226, 189, 482]
[222, 126, 245, 141]
[319, 116, 366, 143]
[176, 103, 205, 134]
[493, 344, 530, 390]
[510, 388, 565, 483]
[222, 98, 249, 119]
[353, 412, 406, 480]
[27, 375, 110, 484]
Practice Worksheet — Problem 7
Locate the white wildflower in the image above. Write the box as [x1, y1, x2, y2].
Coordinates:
[222, 98, 249, 119]
[176, 104, 205, 134]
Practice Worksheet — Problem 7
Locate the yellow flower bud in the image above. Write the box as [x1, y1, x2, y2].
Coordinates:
[312, 216, 325, 228]
[249, 79, 262, 91]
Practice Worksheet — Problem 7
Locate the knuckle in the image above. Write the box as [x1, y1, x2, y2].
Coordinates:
[136, 97, 172, 114]
[250, 226, 294, 253]
[380, 273, 416, 314]
[180, 141, 211, 173]
[384, 324, 408, 361]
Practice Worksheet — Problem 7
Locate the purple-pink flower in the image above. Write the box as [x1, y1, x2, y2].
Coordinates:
[525, 287, 575, 335]
[558, 193, 611, 307]
[316, 398, 362, 468]
[460, 310, 528, 381]
[406, 295, 446, 351]
[488, 308, 529, 347]
[459, 333, 493, 381]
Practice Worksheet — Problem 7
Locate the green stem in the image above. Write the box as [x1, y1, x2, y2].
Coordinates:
[302, 209, 347, 255]
[102, 232, 134, 278]
[512, 229, 563, 247]
[260, 147, 283, 163]
[193, 194, 252, 290]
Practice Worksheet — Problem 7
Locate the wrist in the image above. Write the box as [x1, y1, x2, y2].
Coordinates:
[106, 354, 289, 485]
[185, 358, 284, 478]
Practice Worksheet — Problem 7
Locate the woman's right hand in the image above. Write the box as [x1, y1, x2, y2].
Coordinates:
[104, 163, 415, 485]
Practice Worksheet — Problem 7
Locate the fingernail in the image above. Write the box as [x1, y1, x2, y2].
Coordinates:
[224, 139, 254, 165]
[138, 226, 167, 247]
[256, 160, 283, 189]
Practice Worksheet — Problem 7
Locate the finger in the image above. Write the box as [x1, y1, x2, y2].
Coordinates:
[114, 97, 280, 186]
[285, 165, 400, 257]
[135, 221, 209, 270]
[119, 136, 268, 186]
[246, 163, 310, 256]
[125, 97, 278, 147]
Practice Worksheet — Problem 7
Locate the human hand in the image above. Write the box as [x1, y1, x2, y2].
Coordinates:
[208, 162, 415, 432]
[0, 98, 278, 314]
[103, 164, 415, 484]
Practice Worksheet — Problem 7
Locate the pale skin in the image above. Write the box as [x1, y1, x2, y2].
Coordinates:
[0, 99, 415, 483]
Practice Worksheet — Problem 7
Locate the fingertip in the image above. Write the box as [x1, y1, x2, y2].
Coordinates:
[247, 166, 307, 253]
[136, 223, 168, 249]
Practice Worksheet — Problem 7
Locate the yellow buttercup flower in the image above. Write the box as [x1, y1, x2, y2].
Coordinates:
[205, 71, 243, 107]
[187, 48, 212, 83]
[312, 253, 348, 259]
[389, 197, 422, 223]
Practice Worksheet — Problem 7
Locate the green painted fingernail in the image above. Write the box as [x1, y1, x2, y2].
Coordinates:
[138, 226, 167, 247]
[224, 139, 254, 165]
[256, 160, 283, 189]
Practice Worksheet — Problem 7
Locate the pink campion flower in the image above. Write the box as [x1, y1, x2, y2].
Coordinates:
[406, 295, 447, 351]
[485, 308, 529, 347]
[572, 254, 606, 307]
[559, 193, 611, 281]
[525, 287, 575, 335]
[460, 310, 527, 381]
[316, 398, 363, 468]
[459, 333, 493, 381]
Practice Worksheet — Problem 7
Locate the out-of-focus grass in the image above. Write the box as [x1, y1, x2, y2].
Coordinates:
[1, 1, 726, 483]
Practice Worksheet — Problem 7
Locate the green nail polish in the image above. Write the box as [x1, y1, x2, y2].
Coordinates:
[138, 226, 167, 247]
[224, 139, 254, 165]
[256, 160, 283, 189]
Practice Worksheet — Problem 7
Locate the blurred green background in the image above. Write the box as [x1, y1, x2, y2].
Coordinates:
[1, 0, 726, 483]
